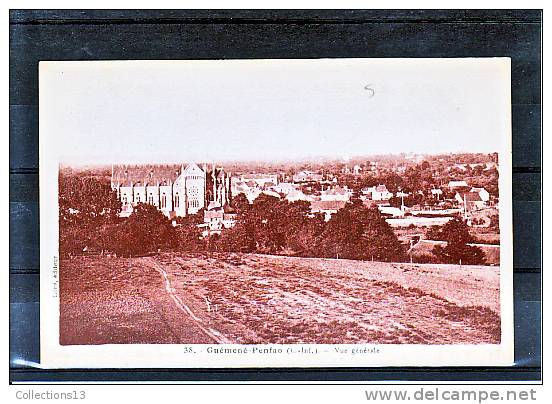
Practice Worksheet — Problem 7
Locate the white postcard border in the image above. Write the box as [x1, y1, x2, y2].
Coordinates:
[39, 58, 514, 368]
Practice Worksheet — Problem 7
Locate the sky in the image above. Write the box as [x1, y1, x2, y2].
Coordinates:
[39, 58, 511, 166]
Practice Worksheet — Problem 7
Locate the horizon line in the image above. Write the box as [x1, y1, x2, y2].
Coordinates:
[59, 151, 499, 169]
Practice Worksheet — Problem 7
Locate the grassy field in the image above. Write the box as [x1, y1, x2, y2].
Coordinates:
[60, 253, 501, 345]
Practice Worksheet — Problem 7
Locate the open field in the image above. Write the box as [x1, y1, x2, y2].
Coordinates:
[60, 253, 500, 345]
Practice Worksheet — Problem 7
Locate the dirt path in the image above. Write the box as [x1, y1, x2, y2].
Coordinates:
[140, 257, 231, 343]
[60, 256, 217, 345]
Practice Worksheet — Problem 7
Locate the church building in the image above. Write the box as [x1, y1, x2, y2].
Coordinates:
[111, 163, 231, 219]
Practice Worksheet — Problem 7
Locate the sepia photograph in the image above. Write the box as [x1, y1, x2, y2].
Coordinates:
[39, 58, 513, 367]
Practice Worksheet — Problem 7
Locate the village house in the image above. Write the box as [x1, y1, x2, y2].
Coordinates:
[453, 163, 468, 171]
[455, 191, 486, 211]
[202, 206, 238, 236]
[236, 173, 279, 187]
[261, 190, 282, 199]
[271, 182, 298, 195]
[320, 186, 351, 202]
[241, 188, 282, 204]
[310, 200, 347, 221]
[285, 189, 313, 203]
[378, 206, 405, 218]
[230, 179, 251, 197]
[261, 181, 277, 190]
[361, 184, 393, 201]
[293, 170, 323, 183]
[470, 187, 490, 203]
[366, 161, 378, 172]
[447, 180, 469, 189]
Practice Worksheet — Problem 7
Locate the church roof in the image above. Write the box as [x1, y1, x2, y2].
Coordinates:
[113, 163, 204, 187]
[182, 162, 204, 177]
[113, 164, 182, 187]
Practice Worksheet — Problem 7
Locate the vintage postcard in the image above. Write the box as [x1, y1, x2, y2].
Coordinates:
[39, 58, 513, 368]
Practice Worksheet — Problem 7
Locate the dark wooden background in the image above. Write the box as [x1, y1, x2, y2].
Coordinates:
[9, 9, 542, 382]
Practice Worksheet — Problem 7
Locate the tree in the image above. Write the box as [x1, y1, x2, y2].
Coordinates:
[176, 211, 205, 252]
[282, 200, 313, 239]
[314, 202, 406, 262]
[59, 174, 121, 228]
[278, 201, 324, 256]
[428, 218, 486, 265]
[59, 173, 121, 256]
[230, 193, 250, 214]
[246, 194, 287, 253]
[108, 203, 178, 257]
[59, 224, 93, 256]
[217, 222, 256, 253]
[219, 195, 322, 256]
[286, 212, 326, 257]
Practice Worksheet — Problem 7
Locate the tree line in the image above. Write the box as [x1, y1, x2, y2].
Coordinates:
[59, 173, 485, 265]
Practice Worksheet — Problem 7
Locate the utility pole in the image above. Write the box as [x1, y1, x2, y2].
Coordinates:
[463, 193, 468, 221]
